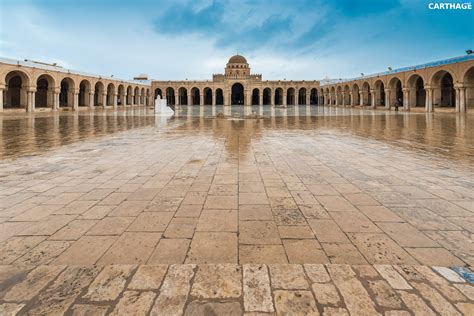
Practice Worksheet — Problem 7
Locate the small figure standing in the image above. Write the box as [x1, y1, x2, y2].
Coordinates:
[394, 97, 402, 111]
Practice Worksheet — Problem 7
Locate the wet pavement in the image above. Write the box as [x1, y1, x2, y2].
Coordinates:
[0, 105, 473, 315]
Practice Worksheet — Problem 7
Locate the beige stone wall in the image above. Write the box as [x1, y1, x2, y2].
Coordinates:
[0, 62, 151, 112]
[320, 58, 474, 113]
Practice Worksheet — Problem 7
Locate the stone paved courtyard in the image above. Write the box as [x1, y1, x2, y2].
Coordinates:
[0, 106, 473, 314]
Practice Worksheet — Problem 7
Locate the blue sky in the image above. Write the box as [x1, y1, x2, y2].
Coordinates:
[0, 0, 472, 80]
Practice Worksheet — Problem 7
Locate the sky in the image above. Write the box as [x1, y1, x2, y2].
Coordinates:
[0, 0, 472, 81]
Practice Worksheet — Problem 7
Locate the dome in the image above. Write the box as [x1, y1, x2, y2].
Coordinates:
[228, 55, 247, 64]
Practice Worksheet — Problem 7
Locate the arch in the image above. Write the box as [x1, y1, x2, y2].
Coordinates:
[191, 87, 199, 105]
[287, 87, 295, 105]
[430, 70, 455, 108]
[117, 84, 125, 106]
[166, 87, 176, 105]
[140, 88, 145, 105]
[263, 88, 271, 105]
[298, 87, 307, 105]
[352, 83, 360, 106]
[146, 89, 150, 106]
[310, 88, 318, 105]
[231, 83, 244, 105]
[204, 87, 212, 105]
[178, 87, 188, 105]
[95, 81, 105, 106]
[274, 87, 283, 105]
[388, 77, 403, 107]
[79, 79, 91, 107]
[215, 88, 224, 105]
[106, 83, 115, 106]
[252, 88, 259, 105]
[155, 88, 162, 99]
[407, 74, 426, 107]
[374, 80, 385, 107]
[361, 82, 371, 106]
[134, 86, 140, 104]
[60, 77, 75, 107]
[4, 70, 30, 109]
[463, 66, 474, 110]
[343, 85, 351, 106]
[35, 74, 55, 108]
[125, 85, 132, 105]
[336, 86, 343, 105]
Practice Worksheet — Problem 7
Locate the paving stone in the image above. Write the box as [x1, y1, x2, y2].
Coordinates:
[98, 232, 161, 264]
[374, 265, 412, 290]
[184, 301, 242, 316]
[14, 240, 71, 265]
[414, 265, 466, 301]
[240, 220, 280, 244]
[128, 265, 168, 290]
[108, 201, 149, 216]
[327, 265, 379, 316]
[322, 307, 350, 316]
[0, 236, 46, 264]
[150, 264, 195, 315]
[357, 205, 403, 222]
[273, 290, 319, 315]
[3, 265, 65, 302]
[83, 264, 135, 301]
[243, 264, 274, 313]
[26, 266, 100, 315]
[304, 264, 331, 283]
[164, 217, 197, 238]
[454, 284, 474, 300]
[196, 209, 237, 232]
[191, 264, 241, 298]
[70, 304, 109, 316]
[322, 243, 368, 264]
[307, 219, 350, 243]
[283, 239, 329, 263]
[49, 219, 98, 240]
[455, 303, 474, 315]
[239, 245, 288, 264]
[204, 195, 238, 209]
[148, 239, 190, 264]
[269, 264, 309, 289]
[127, 212, 173, 232]
[53, 236, 117, 265]
[367, 280, 402, 309]
[406, 247, 465, 266]
[311, 282, 341, 305]
[331, 211, 381, 233]
[239, 205, 273, 220]
[110, 290, 156, 315]
[86, 217, 134, 235]
[0, 303, 25, 315]
[175, 204, 203, 217]
[377, 222, 438, 247]
[411, 282, 461, 315]
[432, 266, 466, 283]
[186, 232, 237, 263]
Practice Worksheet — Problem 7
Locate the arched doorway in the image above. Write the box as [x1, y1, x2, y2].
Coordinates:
[252, 88, 259, 105]
[117, 84, 125, 106]
[107, 83, 115, 106]
[155, 88, 162, 99]
[231, 83, 244, 105]
[166, 87, 175, 105]
[352, 84, 360, 105]
[178, 87, 188, 105]
[274, 88, 283, 105]
[191, 87, 200, 105]
[374, 81, 385, 107]
[35, 75, 54, 108]
[298, 88, 306, 105]
[126, 86, 133, 105]
[310, 88, 318, 105]
[263, 88, 271, 105]
[4, 71, 29, 109]
[407, 75, 425, 108]
[95, 82, 105, 106]
[216, 88, 224, 105]
[134, 87, 140, 104]
[440, 73, 455, 107]
[287, 88, 295, 105]
[60, 78, 74, 107]
[79, 80, 91, 106]
[464, 67, 474, 111]
[204, 88, 212, 105]
[361, 82, 371, 106]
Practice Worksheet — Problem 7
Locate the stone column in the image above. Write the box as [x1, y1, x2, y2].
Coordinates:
[425, 87, 433, 112]
[370, 90, 376, 108]
[199, 94, 204, 106]
[0, 86, 4, 112]
[113, 94, 118, 108]
[27, 90, 34, 112]
[282, 92, 287, 106]
[73, 91, 79, 111]
[349, 93, 354, 107]
[212, 93, 216, 106]
[306, 93, 310, 106]
[359, 92, 364, 106]
[259, 92, 263, 106]
[89, 92, 95, 109]
[459, 87, 466, 113]
[403, 88, 410, 111]
[187, 93, 192, 106]
[384, 89, 391, 109]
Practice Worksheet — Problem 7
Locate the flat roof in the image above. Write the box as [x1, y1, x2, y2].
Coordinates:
[0, 57, 151, 86]
[321, 54, 474, 86]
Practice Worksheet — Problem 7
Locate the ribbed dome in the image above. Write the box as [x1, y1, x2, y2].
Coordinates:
[228, 55, 247, 64]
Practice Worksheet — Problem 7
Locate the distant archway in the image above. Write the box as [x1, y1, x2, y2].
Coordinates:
[35, 74, 55, 108]
[274, 88, 283, 105]
[166, 87, 176, 105]
[252, 88, 259, 105]
[95, 82, 105, 106]
[4, 70, 29, 109]
[287, 88, 295, 105]
[178, 87, 188, 105]
[191, 87, 200, 105]
[60, 77, 75, 107]
[79, 80, 91, 106]
[310, 88, 318, 105]
[231, 83, 244, 105]
[215, 88, 224, 105]
[298, 88, 306, 105]
[204, 87, 212, 105]
[263, 88, 271, 105]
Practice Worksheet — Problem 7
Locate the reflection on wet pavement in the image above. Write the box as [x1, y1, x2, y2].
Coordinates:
[1, 106, 473, 165]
